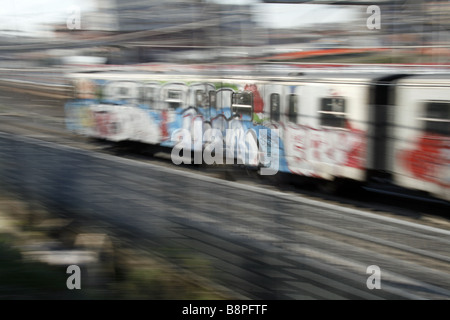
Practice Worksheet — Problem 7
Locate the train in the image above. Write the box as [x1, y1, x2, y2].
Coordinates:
[63, 66, 450, 202]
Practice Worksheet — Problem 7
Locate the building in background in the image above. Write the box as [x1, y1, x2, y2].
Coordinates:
[1, 0, 449, 65]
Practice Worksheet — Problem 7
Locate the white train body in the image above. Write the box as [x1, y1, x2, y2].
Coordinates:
[390, 75, 450, 202]
[64, 69, 450, 202]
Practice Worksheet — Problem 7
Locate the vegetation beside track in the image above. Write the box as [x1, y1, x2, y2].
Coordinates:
[0, 190, 233, 300]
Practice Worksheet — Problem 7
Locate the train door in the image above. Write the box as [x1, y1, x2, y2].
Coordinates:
[214, 87, 234, 119]
[280, 85, 310, 175]
[185, 83, 215, 150]
[129, 82, 162, 145]
[231, 88, 261, 166]
[159, 82, 189, 144]
[210, 88, 233, 138]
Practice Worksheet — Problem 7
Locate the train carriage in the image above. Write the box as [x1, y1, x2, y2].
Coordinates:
[274, 73, 375, 182]
[63, 68, 450, 202]
[390, 75, 450, 202]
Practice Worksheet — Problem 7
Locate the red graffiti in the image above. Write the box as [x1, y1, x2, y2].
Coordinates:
[244, 84, 264, 113]
[160, 110, 169, 141]
[344, 120, 366, 169]
[400, 133, 450, 186]
[94, 112, 117, 136]
[285, 121, 367, 175]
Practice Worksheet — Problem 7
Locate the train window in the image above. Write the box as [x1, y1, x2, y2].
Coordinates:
[287, 94, 298, 123]
[166, 90, 182, 109]
[195, 90, 207, 108]
[115, 86, 133, 103]
[168, 90, 181, 100]
[232, 92, 253, 119]
[270, 93, 280, 122]
[319, 97, 346, 128]
[209, 91, 217, 109]
[420, 101, 450, 136]
[119, 87, 128, 95]
[139, 86, 156, 106]
[104, 81, 139, 104]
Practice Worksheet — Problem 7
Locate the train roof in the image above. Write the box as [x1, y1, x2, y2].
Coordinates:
[261, 72, 406, 84]
[66, 66, 450, 86]
[68, 70, 402, 82]
[396, 73, 450, 86]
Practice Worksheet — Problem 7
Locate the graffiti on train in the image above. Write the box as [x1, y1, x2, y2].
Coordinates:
[400, 133, 450, 187]
[284, 121, 366, 177]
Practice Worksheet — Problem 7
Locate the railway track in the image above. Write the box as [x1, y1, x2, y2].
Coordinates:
[1, 131, 449, 299]
[1, 102, 448, 224]
[0, 80, 449, 299]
